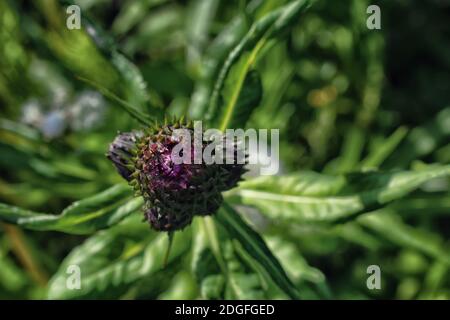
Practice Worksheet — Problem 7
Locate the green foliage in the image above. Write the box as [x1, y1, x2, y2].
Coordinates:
[207, 0, 312, 130]
[216, 203, 299, 299]
[225, 165, 450, 223]
[0, 185, 142, 234]
[48, 215, 191, 299]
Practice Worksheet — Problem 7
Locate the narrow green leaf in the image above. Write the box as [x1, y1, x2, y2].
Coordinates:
[231, 239, 289, 299]
[331, 126, 365, 174]
[223, 241, 266, 299]
[77, 76, 154, 126]
[112, 0, 169, 36]
[201, 274, 226, 299]
[111, 52, 150, 109]
[186, 0, 219, 67]
[47, 216, 192, 299]
[384, 107, 450, 168]
[390, 194, 450, 217]
[418, 262, 448, 299]
[220, 67, 263, 129]
[188, 0, 266, 119]
[157, 271, 198, 300]
[226, 165, 450, 224]
[361, 126, 408, 169]
[0, 184, 143, 234]
[64, 0, 162, 116]
[207, 0, 312, 130]
[0, 119, 41, 142]
[265, 236, 327, 286]
[193, 217, 280, 299]
[215, 202, 300, 299]
[196, 240, 267, 299]
[358, 210, 450, 266]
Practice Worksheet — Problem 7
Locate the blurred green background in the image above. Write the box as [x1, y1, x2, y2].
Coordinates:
[0, 0, 449, 299]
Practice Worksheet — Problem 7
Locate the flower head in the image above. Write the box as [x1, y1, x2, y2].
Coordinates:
[107, 119, 246, 231]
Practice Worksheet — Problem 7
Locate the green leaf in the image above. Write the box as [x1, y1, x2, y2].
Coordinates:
[191, 219, 223, 280]
[188, 0, 266, 119]
[207, 0, 312, 130]
[383, 107, 450, 168]
[0, 247, 29, 294]
[201, 274, 225, 299]
[195, 240, 267, 299]
[61, 2, 163, 121]
[0, 184, 143, 234]
[265, 236, 327, 285]
[112, 0, 169, 36]
[418, 262, 448, 299]
[110, 52, 150, 109]
[65, 0, 162, 116]
[329, 126, 365, 174]
[47, 216, 192, 299]
[77, 76, 154, 126]
[109, 51, 164, 116]
[332, 223, 382, 251]
[390, 194, 450, 217]
[361, 126, 408, 169]
[230, 239, 289, 299]
[0, 119, 41, 142]
[193, 214, 289, 299]
[226, 165, 450, 224]
[185, 0, 219, 67]
[215, 202, 300, 299]
[224, 269, 266, 299]
[157, 271, 198, 300]
[220, 67, 263, 129]
[264, 236, 331, 299]
[192, 219, 261, 299]
[358, 210, 450, 266]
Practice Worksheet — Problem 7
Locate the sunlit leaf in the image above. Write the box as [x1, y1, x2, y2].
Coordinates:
[207, 0, 312, 130]
[226, 165, 450, 223]
[0, 184, 142, 234]
[47, 216, 191, 299]
[215, 202, 300, 299]
[358, 210, 450, 266]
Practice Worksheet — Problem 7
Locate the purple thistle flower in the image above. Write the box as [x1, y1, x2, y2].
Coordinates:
[107, 120, 246, 232]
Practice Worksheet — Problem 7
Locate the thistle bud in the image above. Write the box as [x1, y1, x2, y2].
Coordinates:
[107, 119, 246, 231]
[107, 131, 141, 181]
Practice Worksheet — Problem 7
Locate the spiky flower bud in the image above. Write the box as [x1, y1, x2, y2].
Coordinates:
[107, 119, 246, 232]
[107, 131, 141, 181]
